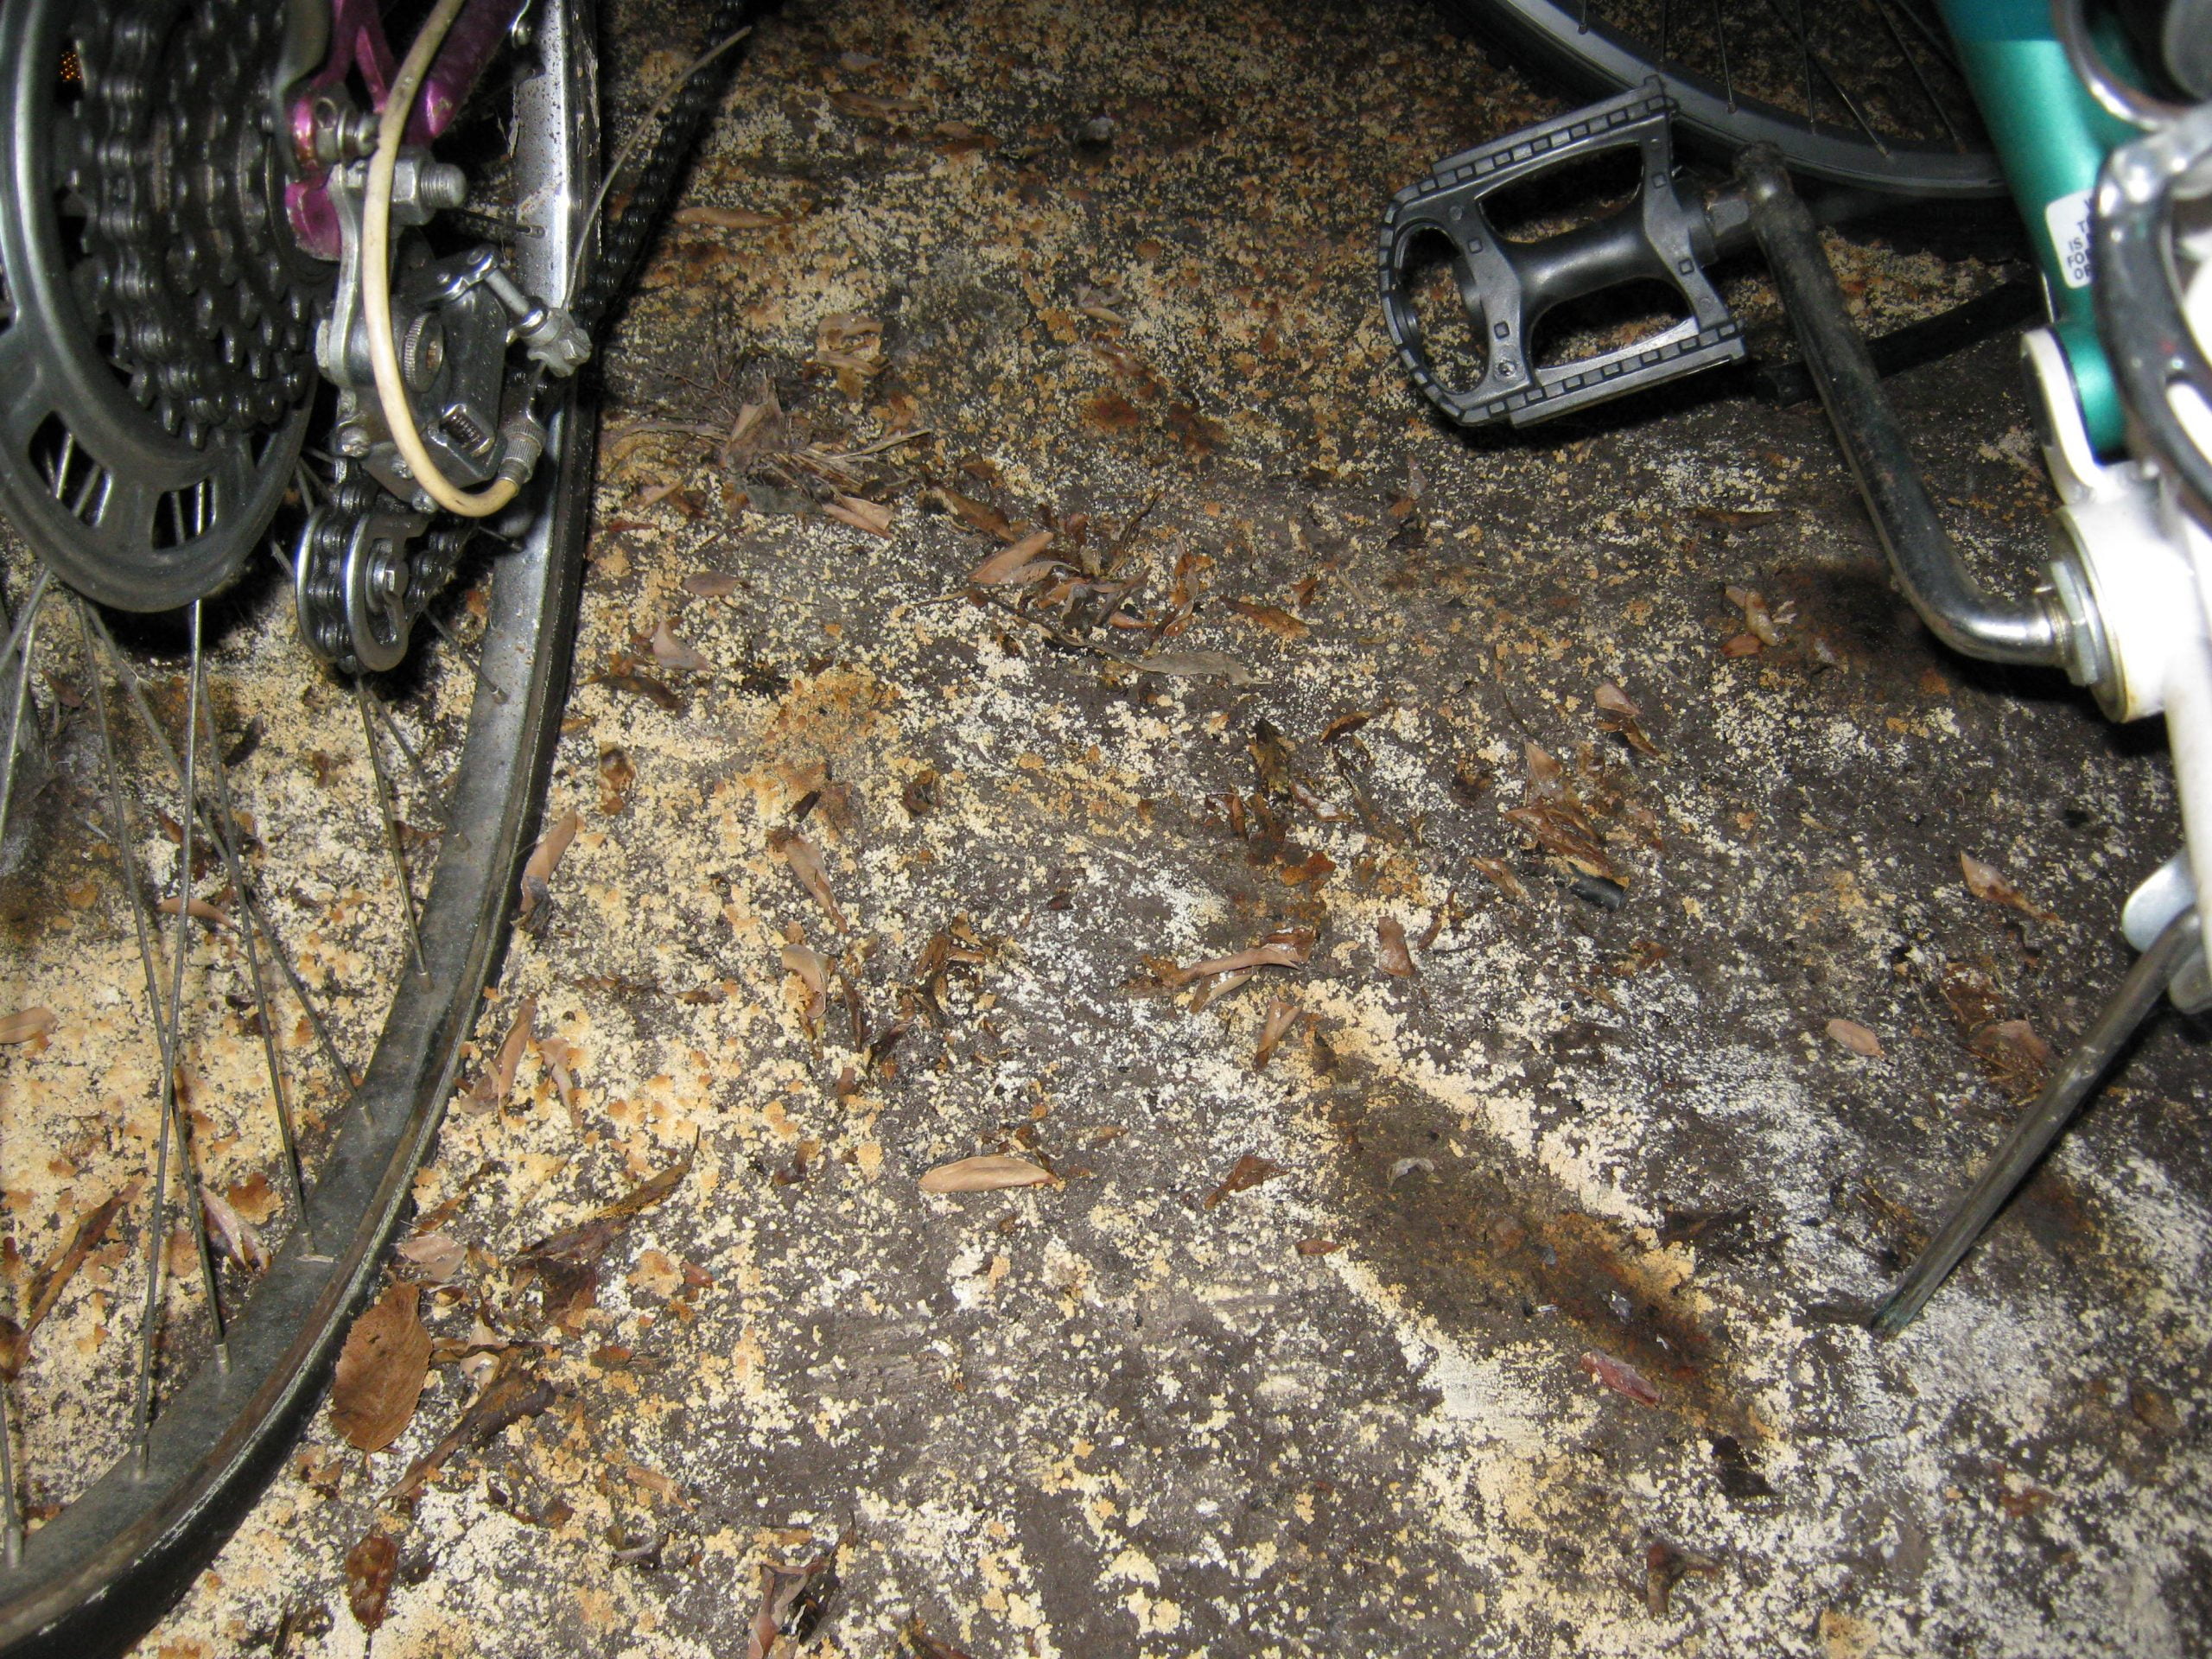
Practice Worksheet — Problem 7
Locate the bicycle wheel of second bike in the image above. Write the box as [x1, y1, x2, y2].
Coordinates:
[0, 0, 597, 1652]
[1448, 0, 2005, 198]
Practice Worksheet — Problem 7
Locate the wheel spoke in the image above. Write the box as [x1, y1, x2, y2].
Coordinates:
[0, 568, 53, 842]
[197, 673, 316, 1255]
[356, 677, 428, 978]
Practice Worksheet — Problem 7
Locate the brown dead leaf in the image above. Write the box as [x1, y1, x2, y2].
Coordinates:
[1164, 928, 1315, 988]
[969, 528, 1055, 586]
[1376, 918, 1416, 978]
[1205, 1154, 1283, 1209]
[1229, 600, 1310, 640]
[0, 1008, 55, 1045]
[650, 619, 711, 673]
[0, 1191, 124, 1376]
[1960, 853, 2058, 922]
[200, 1185, 269, 1273]
[769, 829, 848, 931]
[1252, 996, 1300, 1071]
[388, 1355, 556, 1502]
[594, 668, 683, 712]
[674, 205, 787, 230]
[933, 486, 1015, 539]
[344, 1531, 399, 1632]
[330, 1281, 431, 1452]
[780, 943, 830, 1030]
[1471, 856, 1531, 904]
[747, 1550, 841, 1659]
[155, 894, 232, 930]
[683, 570, 746, 597]
[397, 1231, 467, 1282]
[597, 746, 637, 816]
[823, 494, 896, 538]
[1580, 1348, 1661, 1407]
[1825, 1018, 1885, 1058]
[518, 808, 579, 925]
[1971, 1018, 2054, 1100]
[918, 1154, 1052, 1194]
[1595, 683, 1661, 759]
[463, 996, 536, 1116]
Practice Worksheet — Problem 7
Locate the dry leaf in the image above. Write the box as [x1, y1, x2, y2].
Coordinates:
[683, 570, 746, 597]
[768, 829, 848, 931]
[597, 746, 637, 816]
[1229, 599, 1310, 640]
[1825, 1018, 1884, 1058]
[651, 619, 711, 673]
[1580, 1348, 1661, 1407]
[780, 943, 830, 1029]
[918, 1154, 1052, 1194]
[823, 494, 896, 537]
[344, 1531, 399, 1632]
[464, 996, 536, 1116]
[1205, 1154, 1284, 1209]
[200, 1185, 270, 1273]
[1724, 584, 1793, 646]
[155, 894, 232, 929]
[933, 486, 1015, 539]
[1165, 928, 1314, 988]
[0, 1192, 123, 1376]
[1960, 852, 2058, 922]
[747, 1550, 841, 1659]
[389, 1356, 556, 1502]
[0, 1008, 55, 1046]
[330, 1281, 431, 1452]
[1376, 918, 1417, 978]
[969, 528, 1055, 586]
[1252, 996, 1300, 1071]
[675, 205, 786, 229]
[397, 1231, 467, 1281]
[518, 808, 580, 925]
[1471, 856, 1530, 904]
[1595, 682, 1661, 758]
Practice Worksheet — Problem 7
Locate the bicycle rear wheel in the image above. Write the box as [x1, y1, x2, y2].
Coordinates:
[1450, 0, 2005, 197]
[0, 1, 596, 1651]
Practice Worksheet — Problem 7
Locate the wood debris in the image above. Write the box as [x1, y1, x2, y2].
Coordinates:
[674, 205, 788, 230]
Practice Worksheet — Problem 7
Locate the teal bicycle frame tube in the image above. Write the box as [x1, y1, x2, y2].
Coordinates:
[1937, 0, 2136, 452]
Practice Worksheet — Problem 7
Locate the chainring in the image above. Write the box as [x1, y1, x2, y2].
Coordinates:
[0, 0, 327, 611]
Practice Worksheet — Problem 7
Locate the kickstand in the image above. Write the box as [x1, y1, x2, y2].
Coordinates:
[1872, 906, 2203, 1336]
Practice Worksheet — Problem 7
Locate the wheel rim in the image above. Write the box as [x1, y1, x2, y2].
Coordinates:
[0, 0, 595, 1649]
[1467, 0, 2005, 197]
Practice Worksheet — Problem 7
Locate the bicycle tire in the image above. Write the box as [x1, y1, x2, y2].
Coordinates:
[1446, 0, 2006, 198]
[0, 1, 597, 1651]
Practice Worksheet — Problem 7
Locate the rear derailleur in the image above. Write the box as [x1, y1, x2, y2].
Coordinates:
[296, 146, 588, 673]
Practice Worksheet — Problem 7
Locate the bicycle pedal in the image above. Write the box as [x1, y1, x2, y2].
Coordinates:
[1378, 80, 1745, 428]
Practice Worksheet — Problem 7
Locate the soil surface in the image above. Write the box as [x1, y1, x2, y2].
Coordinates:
[137, 1, 2210, 1655]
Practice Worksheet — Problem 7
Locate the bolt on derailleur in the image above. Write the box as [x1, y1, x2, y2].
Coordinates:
[296, 143, 588, 673]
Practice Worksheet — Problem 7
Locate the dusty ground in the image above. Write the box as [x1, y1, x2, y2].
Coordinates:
[136, 0, 2211, 1654]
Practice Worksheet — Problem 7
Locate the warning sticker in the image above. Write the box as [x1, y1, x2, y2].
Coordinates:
[2044, 188, 2094, 289]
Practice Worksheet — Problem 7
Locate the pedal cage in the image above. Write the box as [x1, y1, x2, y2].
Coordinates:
[1378, 81, 1745, 428]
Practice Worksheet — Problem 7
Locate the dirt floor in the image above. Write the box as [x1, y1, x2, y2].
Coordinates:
[140, 0, 2210, 1654]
